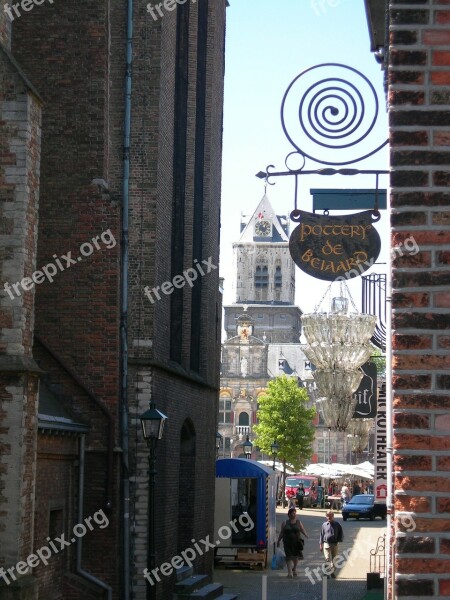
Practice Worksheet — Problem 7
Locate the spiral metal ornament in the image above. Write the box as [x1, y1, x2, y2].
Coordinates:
[281, 63, 388, 166]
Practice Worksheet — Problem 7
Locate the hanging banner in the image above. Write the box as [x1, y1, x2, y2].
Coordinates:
[289, 210, 381, 281]
[374, 383, 387, 503]
[352, 362, 377, 419]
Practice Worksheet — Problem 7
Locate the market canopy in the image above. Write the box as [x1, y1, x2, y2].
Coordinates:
[301, 461, 374, 480]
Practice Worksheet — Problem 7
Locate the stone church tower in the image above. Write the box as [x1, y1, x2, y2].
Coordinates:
[233, 194, 295, 307]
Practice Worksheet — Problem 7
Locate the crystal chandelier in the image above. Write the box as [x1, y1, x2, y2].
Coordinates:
[316, 395, 359, 432]
[302, 282, 377, 431]
[347, 418, 373, 452]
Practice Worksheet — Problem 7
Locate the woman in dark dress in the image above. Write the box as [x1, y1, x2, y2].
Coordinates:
[276, 507, 309, 577]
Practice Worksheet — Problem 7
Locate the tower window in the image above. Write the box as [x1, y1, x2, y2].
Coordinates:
[255, 265, 268, 288]
[275, 266, 282, 288]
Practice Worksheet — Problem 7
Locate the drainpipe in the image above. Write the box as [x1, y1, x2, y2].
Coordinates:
[386, 200, 394, 598]
[120, 0, 133, 597]
[76, 434, 113, 600]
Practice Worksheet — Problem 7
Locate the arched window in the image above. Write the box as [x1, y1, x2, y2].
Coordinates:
[275, 265, 282, 288]
[255, 265, 268, 288]
[238, 412, 249, 426]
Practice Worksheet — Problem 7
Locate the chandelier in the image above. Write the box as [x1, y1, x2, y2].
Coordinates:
[347, 418, 373, 452]
[302, 282, 377, 431]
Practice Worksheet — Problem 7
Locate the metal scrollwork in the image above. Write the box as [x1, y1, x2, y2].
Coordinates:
[281, 63, 388, 166]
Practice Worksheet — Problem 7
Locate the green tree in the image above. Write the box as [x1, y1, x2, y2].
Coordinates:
[254, 375, 316, 484]
[370, 345, 386, 377]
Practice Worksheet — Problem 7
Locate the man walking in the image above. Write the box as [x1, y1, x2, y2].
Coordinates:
[319, 510, 343, 578]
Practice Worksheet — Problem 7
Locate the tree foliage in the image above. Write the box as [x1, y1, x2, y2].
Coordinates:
[370, 345, 386, 377]
[253, 375, 316, 471]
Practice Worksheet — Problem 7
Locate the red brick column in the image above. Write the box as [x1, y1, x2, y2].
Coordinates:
[390, 1, 450, 597]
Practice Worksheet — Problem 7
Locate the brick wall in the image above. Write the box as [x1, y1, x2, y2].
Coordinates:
[390, 1, 450, 597]
[35, 434, 78, 600]
[127, 1, 226, 598]
[8, 1, 122, 597]
[2, 1, 226, 598]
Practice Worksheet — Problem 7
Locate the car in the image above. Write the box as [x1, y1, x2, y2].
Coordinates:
[341, 494, 386, 521]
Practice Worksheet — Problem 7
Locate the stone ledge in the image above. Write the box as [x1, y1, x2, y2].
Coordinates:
[0, 355, 44, 374]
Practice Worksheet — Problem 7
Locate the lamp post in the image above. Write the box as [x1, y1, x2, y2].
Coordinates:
[140, 402, 168, 600]
[270, 440, 279, 471]
[328, 427, 331, 464]
[215, 432, 222, 459]
[243, 435, 253, 459]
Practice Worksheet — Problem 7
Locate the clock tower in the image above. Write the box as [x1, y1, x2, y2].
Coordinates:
[233, 193, 295, 306]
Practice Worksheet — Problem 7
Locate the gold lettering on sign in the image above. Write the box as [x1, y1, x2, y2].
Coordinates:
[299, 223, 372, 242]
[301, 249, 369, 274]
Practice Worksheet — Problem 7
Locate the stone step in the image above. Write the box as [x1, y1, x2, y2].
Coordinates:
[175, 565, 194, 582]
[174, 574, 210, 596]
[190, 582, 224, 599]
[215, 595, 238, 600]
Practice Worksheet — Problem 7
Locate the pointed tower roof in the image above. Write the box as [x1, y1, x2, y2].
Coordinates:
[238, 194, 289, 243]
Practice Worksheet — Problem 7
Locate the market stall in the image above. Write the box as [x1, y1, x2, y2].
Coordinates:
[214, 458, 277, 569]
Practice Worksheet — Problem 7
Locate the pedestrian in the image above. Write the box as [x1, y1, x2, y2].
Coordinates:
[340, 481, 350, 505]
[277, 507, 309, 578]
[319, 510, 344, 579]
[296, 483, 305, 509]
[353, 480, 361, 496]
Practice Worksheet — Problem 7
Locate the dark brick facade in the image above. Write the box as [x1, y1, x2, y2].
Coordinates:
[0, 1, 226, 599]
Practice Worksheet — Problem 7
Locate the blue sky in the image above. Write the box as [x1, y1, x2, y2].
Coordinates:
[220, 0, 389, 315]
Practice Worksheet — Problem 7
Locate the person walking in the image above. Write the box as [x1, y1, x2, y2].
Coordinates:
[319, 510, 344, 579]
[277, 507, 309, 578]
[340, 481, 350, 505]
[296, 483, 305, 509]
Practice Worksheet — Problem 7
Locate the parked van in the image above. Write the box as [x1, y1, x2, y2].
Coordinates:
[284, 475, 320, 508]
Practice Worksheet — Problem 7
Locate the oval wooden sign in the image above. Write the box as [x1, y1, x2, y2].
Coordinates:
[289, 209, 381, 281]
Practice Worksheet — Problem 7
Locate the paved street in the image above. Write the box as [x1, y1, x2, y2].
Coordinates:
[213, 506, 386, 600]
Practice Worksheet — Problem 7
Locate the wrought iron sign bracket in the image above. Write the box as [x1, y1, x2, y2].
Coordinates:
[255, 63, 389, 214]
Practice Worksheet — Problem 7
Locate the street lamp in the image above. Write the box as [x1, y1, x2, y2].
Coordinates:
[215, 432, 222, 458]
[140, 402, 168, 600]
[270, 440, 279, 470]
[243, 435, 253, 459]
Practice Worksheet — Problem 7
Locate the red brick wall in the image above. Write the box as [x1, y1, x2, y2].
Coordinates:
[10, 1, 122, 596]
[390, 1, 450, 596]
[12, 0, 121, 419]
[35, 434, 78, 600]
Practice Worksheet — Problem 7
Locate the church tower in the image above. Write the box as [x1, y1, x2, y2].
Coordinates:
[233, 194, 295, 305]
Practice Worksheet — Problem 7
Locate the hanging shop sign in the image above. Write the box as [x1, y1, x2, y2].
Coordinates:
[289, 210, 381, 281]
[351, 361, 377, 419]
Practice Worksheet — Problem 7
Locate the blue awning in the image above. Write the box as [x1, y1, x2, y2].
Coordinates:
[216, 458, 273, 479]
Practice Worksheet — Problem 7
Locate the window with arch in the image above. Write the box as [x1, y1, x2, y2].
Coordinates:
[254, 265, 268, 288]
[238, 412, 249, 426]
[275, 265, 282, 288]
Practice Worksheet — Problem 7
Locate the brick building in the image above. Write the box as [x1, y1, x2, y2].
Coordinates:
[0, 1, 226, 599]
[366, 1, 450, 598]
